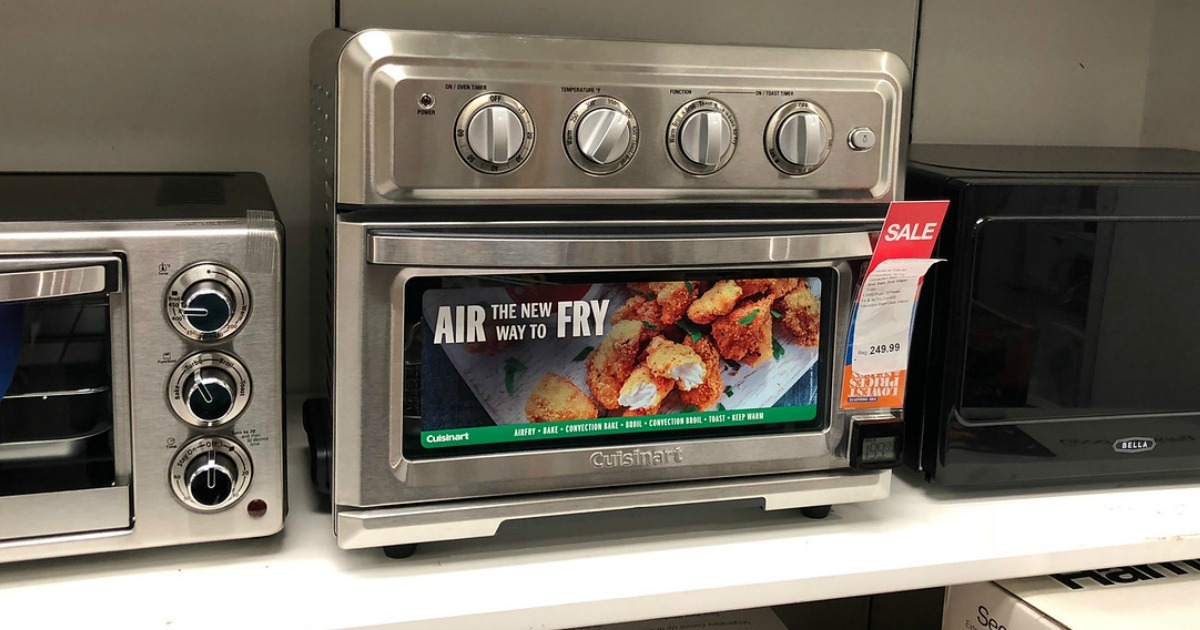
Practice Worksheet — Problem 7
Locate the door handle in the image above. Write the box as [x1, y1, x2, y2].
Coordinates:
[0, 263, 111, 303]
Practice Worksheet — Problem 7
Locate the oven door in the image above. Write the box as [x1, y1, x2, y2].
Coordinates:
[335, 217, 877, 508]
[0, 255, 131, 541]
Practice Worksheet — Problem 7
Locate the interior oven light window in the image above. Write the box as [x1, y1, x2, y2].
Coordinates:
[402, 271, 833, 458]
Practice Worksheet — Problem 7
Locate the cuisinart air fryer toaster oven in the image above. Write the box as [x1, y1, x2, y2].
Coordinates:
[0, 174, 285, 563]
[307, 29, 910, 556]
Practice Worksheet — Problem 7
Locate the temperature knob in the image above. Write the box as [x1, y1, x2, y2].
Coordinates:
[667, 99, 738, 175]
[166, 263, 251, 341]
[455, 93, 535, 174]
[765, 101, 833, 175]
[169, 351, 251, 427]
[564, 97, 639, 175]
[169, 436, 253, 512]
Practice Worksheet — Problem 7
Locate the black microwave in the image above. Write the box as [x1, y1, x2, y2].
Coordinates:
[904, 145, 1200, 487]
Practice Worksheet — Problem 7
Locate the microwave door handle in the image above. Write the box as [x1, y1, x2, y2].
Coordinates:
[0, 264, 110, 303]
[367, 231, 875, 267]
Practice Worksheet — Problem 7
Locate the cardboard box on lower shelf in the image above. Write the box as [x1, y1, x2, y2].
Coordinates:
[943, 558, 1200, 629]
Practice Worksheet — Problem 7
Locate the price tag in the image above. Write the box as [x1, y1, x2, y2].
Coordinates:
[841, 201, 949, 410]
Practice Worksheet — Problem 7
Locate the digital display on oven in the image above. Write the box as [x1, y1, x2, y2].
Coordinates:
[403, 271, 831, 458]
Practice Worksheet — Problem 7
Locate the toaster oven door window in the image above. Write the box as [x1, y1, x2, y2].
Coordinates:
[0, 256, 131, 541]
[401, 270, 833, 459]
[957, 218, 1200, 422]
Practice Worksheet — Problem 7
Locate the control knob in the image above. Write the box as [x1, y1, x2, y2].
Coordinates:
[185, 450, 238, 508]
[765, 101, 833, 175]
[169, 436, 253, 512]
[667, 99, 738, 175]
[166, 264, 251, 341]
[168, 351, 251, 427]
[455, 93, 535, 174]
[564, 97, 639, 174]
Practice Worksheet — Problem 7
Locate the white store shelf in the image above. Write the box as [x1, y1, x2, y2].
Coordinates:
[4, 408, 1200, 630]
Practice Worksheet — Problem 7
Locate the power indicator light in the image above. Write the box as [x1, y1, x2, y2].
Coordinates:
[247, 499, 268, 518]
[418, 93, 435, 110]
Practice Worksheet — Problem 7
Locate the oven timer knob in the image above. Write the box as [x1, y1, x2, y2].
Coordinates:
[170, 436, 253, 512]
[764, 101, 833, 176]
[454, 92, 535, 174]
[667, 99, 738, 175]
[166, 263, 251, 342]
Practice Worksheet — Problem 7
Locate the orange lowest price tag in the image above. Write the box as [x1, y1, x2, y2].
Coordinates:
[841, 201, 949, 410]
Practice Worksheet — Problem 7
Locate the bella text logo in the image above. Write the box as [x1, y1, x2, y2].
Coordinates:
[590, 447, 683, 469]
[1113, 437, 1156, 454]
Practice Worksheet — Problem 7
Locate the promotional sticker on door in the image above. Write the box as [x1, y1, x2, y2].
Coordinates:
[416, 273, 828, 451]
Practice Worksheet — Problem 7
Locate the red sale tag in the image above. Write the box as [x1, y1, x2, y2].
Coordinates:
[842, 200, 949, 410]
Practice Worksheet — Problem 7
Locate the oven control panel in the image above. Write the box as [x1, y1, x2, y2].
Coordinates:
[324, 29, 908, 204]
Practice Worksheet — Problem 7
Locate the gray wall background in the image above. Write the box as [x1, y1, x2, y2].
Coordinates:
[1, 1, 1194, 395]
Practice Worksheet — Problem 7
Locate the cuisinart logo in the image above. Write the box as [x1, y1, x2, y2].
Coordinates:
[1052, 559, 1200, 590]
[589, 447, 683, 469]
[1113, 437, 1156, 454]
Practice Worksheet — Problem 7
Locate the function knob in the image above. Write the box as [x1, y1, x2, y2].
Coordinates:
[564, 96, 639, 175]
[169, 351, 251, 427]
[455, 92, 535, 174]
[667, 99, 738, 175]
[765, 101, 833, 175]
[166, 264, 251, 342]
[170, 436, 253, 512]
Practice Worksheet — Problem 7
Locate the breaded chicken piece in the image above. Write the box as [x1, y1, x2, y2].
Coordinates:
[687, 280, 742, 325]
[644, 336, 705, 391]
[777, 284, 820, 347]
[525, 373, 599, 422]
[735, 277, 802, 298]
[742, 321, 775, 367]
[586, 320, 644, 410]
[617, 364, 674, 413]
[610, 295, 670, 343]
[710, 296, 774, 362]
[680, 336, 723, 411]
[647, 281, 703, 326]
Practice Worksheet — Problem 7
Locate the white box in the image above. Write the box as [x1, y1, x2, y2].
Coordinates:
[943, 559, 1200, 629]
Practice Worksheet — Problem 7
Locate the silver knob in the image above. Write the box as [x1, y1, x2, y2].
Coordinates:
[576, 108, 632, 165]
[185, 367, 237, 423]
[166, 264, 251, 342]
[466, 105, 525, 164]
[184, 450, 238, 508]
[180, 280, 234, 334]
[778, 111, 829, 167]
[679, 110, 733, 167]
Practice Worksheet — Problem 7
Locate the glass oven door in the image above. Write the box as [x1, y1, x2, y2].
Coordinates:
[0, 256, 131, 542]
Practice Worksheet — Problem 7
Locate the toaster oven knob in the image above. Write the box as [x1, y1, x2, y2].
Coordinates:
[564, 96, 639, 175]
[667, 99, 737, 175]
[765, 101, 833, 175]
[170, 436, 253, 512]
[185, 450, 238, 508]
[185, 367, 238, 422]
[166, 263, 251, 342]
[454, 93, 535, 174]
[181, 280, 234, 333]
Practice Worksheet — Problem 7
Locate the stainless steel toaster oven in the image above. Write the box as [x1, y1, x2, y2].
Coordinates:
[0, 173, 285, 563]
[307, 29, 910, 557]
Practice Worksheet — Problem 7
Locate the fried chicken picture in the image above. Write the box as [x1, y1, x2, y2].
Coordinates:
[679, 336, 723, 410]
[617, 364, 674, 414]
[586, 319, 644, 410]
[525, 373, 599, 422]
[643, 336, 705, 391]
[687, 280, 742, 325]
[646, 281, 704, 325]
[777, 282, 820, 347]
[710, 296, 774, 364]
[735, 277, 801, 299]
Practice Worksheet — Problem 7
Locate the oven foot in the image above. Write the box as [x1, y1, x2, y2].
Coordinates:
[800, 505, 832, 519]
[383, 544, 417, 559]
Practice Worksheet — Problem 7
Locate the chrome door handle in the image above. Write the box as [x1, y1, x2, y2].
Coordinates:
[0, 264, 111, 303]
